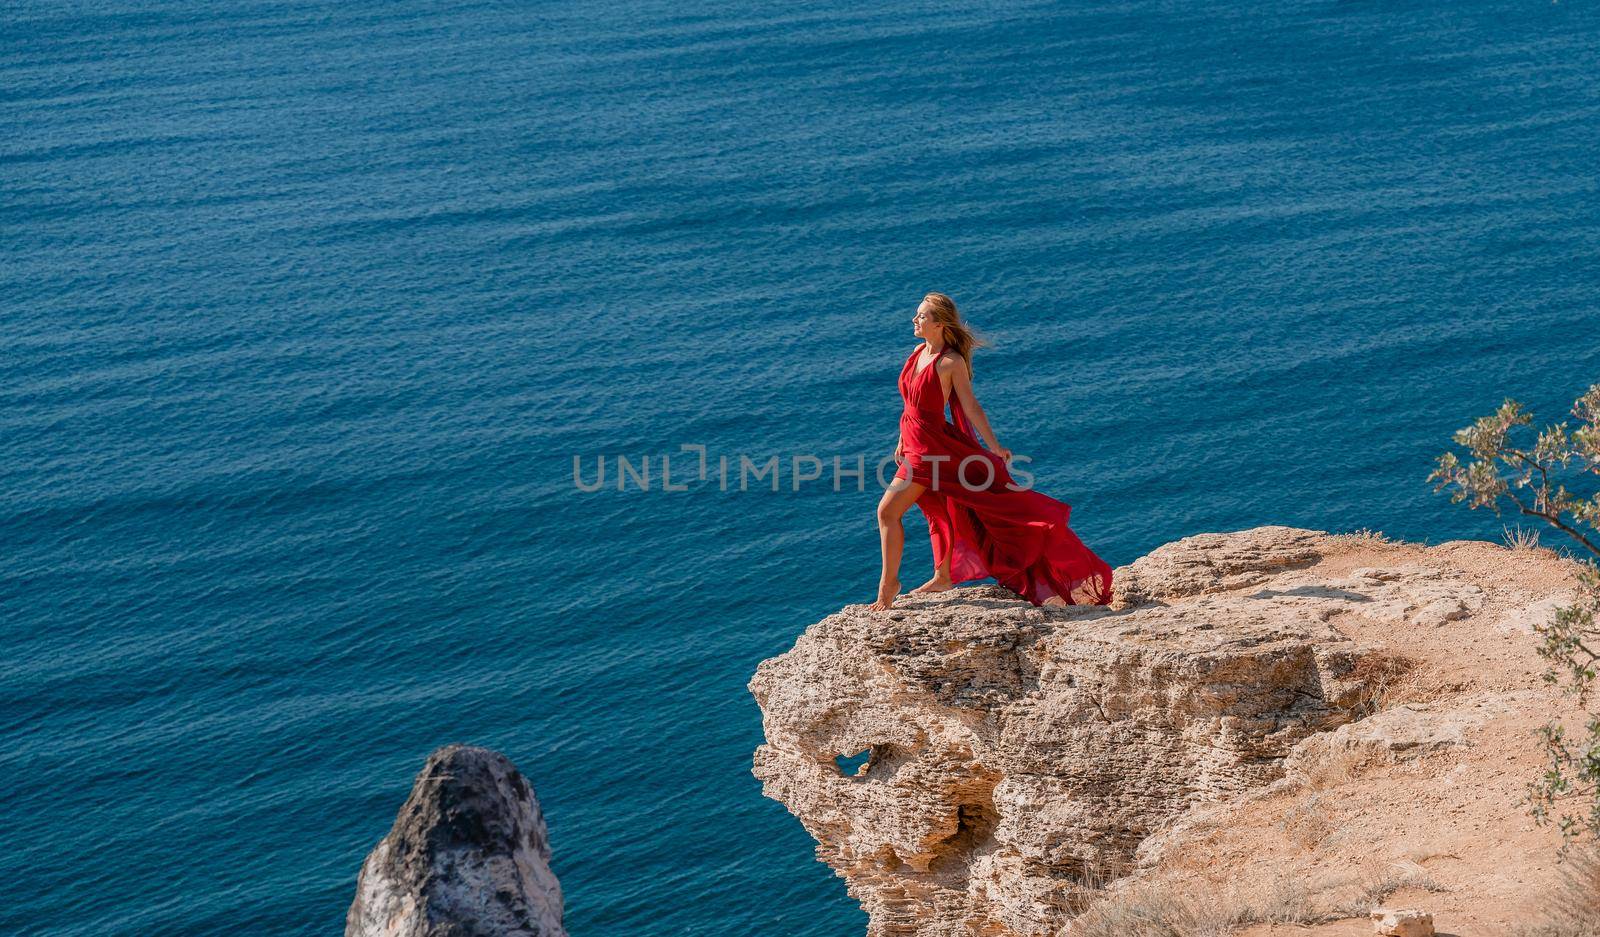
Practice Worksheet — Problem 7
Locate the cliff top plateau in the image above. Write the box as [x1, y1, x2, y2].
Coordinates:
[752, 526, 1591, 937]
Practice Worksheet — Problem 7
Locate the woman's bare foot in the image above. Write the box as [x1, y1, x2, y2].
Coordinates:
[868, 577, 901, 611]
[1042, 594, 1067, 607]
[910, 574, 954, 594]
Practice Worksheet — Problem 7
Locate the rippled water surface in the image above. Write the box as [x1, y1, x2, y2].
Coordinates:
[4, 1, 1598, 933]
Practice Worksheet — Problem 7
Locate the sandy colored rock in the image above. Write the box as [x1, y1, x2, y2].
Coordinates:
[1111, 525, 1325, 607]
[752, 528, 1380, 935]
[346, 745, 565, 937]
[751, 527, 1582, 937]
[1283, 693, 1523, 781]
[1371, 907, 1434, 936]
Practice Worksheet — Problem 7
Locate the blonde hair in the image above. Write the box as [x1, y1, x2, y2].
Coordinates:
[922, 291, 985, 378]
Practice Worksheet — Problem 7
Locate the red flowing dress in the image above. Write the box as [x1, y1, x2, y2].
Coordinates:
[894, 344, 1113, 606]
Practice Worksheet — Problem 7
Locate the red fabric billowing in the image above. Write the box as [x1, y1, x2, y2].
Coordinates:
[893, 344, 1113, 606]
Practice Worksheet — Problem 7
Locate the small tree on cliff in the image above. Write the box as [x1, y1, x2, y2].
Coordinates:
[1431, 384, 1600, 844]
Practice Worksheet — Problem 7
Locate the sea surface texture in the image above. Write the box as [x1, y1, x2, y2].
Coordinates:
[4, 1, 1597, 934]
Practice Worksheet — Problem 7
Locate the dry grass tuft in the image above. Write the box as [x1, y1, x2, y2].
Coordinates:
[1346, 652, 1425, 717]
[1333, 859, 1447, 915]
[1278, 793, 1337, 849]
[1343, 651, 1455, 718]
[1070, 864, 1447, 937]
[1531, 845, 1600, 937]
[1295, 743, 1370, 791]
[1068, 880, 1248, 937]
[1335, 528, 1392, 544]
[1502, 524, 1544, 552]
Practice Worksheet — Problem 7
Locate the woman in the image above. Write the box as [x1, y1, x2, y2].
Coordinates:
[870, 292, 1113, 611]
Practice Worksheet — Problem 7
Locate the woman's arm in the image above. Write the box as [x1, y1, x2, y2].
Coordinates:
[946, 359, 1012, 461]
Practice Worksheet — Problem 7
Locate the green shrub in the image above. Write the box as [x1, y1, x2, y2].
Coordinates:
[1431, 385, 1600, 844]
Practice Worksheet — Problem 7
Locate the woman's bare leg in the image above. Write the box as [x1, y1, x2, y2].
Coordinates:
[911, 553, 953, 593]
[870, 478, 926, 610]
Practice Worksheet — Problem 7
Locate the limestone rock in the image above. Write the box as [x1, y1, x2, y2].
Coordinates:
[346, 745, 565, 937]
[1111, 525, 1325, 607]
[750, 529, 1389, 936]
[1371, 907, 1435, 936]
[1285, 694, 1516, 781]
[1240, 564, 1485, 630]
[1494, 592, 1572, 635]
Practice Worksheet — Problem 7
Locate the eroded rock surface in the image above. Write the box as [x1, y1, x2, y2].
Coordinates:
[749, 527, 1500, 936]
[346, 745, 565, 937]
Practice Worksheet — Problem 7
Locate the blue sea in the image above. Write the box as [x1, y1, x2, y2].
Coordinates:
[3, 1, 1597, 934]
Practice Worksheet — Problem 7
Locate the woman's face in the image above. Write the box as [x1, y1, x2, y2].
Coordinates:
[912, 301, 939, 340]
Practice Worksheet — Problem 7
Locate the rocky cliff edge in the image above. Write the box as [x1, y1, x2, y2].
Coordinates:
[750, 526, 1581, 936]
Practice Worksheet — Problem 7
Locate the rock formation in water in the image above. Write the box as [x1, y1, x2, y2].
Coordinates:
[750, 526, 1579, 936]
[346, 744, 565, 937]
